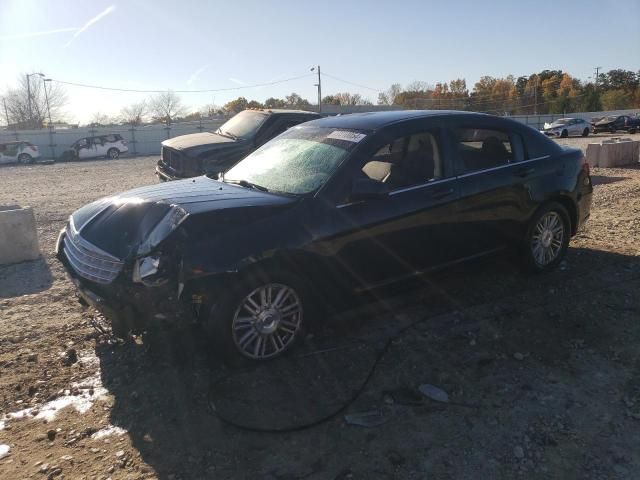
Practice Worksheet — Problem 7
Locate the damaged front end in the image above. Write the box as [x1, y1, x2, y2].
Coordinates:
[56, 202, 195, 336]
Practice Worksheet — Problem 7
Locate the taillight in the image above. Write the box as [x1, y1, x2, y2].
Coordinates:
[581, 159, 590, 176]
[29, 145, 37, 152]
[122, 140, 128, 145]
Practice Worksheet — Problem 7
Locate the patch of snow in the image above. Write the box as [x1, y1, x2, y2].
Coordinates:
[1, 350, 108, 427]
[0, 444, 10, 459]
[91, 425, 127, 439]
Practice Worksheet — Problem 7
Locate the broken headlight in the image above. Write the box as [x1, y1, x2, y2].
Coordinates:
[136, 206, 188, 256]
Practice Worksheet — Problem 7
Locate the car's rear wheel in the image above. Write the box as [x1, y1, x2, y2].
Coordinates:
[630, 128, 638, 134]
[560, 129, 568, 138]
[203, 270, 311, 365]
[523, 202, 570, 273]
[582, 128, 590, 137]
[107, 148, 120, 159]
[18, 153, 33, 164]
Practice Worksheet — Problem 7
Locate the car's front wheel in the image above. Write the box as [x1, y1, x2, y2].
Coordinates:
[18, 153, 33, 164]
[560, 129, 568, 138]
[523, 202, 570, 273]
[107, 148, 120, 159]
[582, 128, 590, 137]
[204, 270, 310, 364]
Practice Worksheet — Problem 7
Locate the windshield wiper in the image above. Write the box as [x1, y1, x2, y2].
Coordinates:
[224, 179, 269, 192]
[215, 128, 238, 140]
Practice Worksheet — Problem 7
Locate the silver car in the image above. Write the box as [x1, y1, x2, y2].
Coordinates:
[541, 118, 591, 138]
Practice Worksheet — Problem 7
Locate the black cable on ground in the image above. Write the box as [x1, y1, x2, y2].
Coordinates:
[205, 268, 640, 433]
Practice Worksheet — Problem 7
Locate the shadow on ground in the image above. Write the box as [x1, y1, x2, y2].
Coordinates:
[590, 175, 629, 186]
[0, 256, 53, 297]
[96, 247, 640, 479]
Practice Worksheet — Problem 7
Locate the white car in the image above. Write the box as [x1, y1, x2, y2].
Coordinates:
[0, 141, 41, 164]
[541, 118, 591, 138]
[60, 134, 129, 161]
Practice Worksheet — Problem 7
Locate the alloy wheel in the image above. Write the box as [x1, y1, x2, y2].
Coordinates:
[530, 212, 564, 266]
[231, 283, 302, 360]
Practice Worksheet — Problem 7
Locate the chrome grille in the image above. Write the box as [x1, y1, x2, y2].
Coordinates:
[162, 147, 182, 172]
[62, 224, 123, 284]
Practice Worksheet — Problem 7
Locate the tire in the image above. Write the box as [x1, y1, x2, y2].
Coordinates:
[18, 153, 33, 164]
[110, 314, 128, 339]
[582, 128, 589, 137]
[609, 127, 616, 134]
[523, 202, 571, 273]
[630, 128, 637, 134]
[202, 269, 312, 365]
[107, 148, 120, 159]
[560, 129, 568, 138]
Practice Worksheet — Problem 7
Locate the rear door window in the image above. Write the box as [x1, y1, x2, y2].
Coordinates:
[453, 128, 515, 174]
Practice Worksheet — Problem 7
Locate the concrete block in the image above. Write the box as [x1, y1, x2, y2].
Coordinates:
[0, 206, 40, 265]
[585, 139, 640, 168]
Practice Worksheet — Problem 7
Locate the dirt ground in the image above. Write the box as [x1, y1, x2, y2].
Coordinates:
[1, 135, 640, 480]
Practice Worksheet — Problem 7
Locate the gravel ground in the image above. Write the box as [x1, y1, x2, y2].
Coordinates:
[0, 137, 639, 479]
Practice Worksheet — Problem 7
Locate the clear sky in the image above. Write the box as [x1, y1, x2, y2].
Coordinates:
[1, 0, 638, 123]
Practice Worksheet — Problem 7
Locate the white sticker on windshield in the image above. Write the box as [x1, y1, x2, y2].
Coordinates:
[327, 130, 367, 143]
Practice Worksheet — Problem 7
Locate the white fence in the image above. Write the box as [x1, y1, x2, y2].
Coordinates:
[508, 108, 640, 130]
[0, 118, 227, 159]
[2, 108, 639, 160]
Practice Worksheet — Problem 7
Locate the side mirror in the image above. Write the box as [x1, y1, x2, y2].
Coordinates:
[350, 177, 389, 201]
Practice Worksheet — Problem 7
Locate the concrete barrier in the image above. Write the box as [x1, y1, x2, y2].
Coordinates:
[585, 138, 640, 168]
[0, 206, 40, 265]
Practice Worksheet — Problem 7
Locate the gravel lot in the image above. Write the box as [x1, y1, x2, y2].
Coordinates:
[0, 135, 639, 479]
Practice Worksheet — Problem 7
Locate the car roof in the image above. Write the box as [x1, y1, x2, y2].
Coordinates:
[246, 108, 320, 116]
[303, 110, 488, 130]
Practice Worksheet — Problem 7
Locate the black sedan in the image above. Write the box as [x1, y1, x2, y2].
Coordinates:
[56, 110, 593, 362]
[592, 115, 640, 134]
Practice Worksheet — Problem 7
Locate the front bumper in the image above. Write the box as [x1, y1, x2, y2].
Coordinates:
[542, 130, 562, 137]
[56, 227, 188, 332]
[155, 163, 184, 182]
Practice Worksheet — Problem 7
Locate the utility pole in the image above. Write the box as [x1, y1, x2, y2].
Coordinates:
[533, 75, 539, 115]
[594, 66, 602, 90]
[311, 65, 322, 113]
[2, 97, 9, 128]
[43, 78, 55, 160]
[25, 73, 44, 128]
[26, 74, 32, 127]
[42, 79, 52, 126]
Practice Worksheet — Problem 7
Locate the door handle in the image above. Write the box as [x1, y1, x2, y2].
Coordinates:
[516, 167, 535, 177]
[428, 188, 454, 199]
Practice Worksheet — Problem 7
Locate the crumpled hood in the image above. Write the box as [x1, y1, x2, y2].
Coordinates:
[71, 176, 296, 259]
[161, 132, 237, 151]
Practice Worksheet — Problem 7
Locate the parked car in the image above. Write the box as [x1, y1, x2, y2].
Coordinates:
[592, 115, 640, 134]
[541, 118, 591, 138]
[60, 134, 128, 161]
[0, 141, 41, 164]
[56, 111, 592, 362]
[155, 109, 321, 181]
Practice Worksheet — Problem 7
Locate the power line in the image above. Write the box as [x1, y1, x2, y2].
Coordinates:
[48, 73, 315, 94]
[321, 72, 382, 92]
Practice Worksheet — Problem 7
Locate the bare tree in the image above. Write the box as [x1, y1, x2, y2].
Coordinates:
[405, 80, 430, 93]
[148, 90, 186, 124]
[88, 112, 117, 127]
[377, 83, 402, 105]
[199, 102, 222, 117]
[4, 74, 67, 128]
[120, 100, 148, 125]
